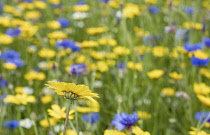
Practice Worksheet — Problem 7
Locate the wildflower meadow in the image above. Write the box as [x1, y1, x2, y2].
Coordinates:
[1, 0, 210, 135]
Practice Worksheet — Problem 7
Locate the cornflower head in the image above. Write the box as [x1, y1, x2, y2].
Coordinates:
[112, 112, 138, 131]
[45, 81, 99, 102]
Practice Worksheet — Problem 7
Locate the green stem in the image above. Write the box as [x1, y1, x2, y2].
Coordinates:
[63, 100, 73, 135]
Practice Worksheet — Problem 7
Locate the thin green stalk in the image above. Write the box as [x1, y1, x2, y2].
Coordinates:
[63, 100, 74, 135]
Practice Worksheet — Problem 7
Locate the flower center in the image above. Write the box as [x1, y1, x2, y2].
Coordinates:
[63, 91, 79, 100]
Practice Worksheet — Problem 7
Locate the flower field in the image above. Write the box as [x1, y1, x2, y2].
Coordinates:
[1, 0, 210, 134]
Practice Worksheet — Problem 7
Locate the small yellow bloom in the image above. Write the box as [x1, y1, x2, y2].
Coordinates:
[194, 83, 210, 95]
[41, 95, 53, 104]
[77, 100, 100, 113]
[79, 40, 98, 48]
[132, 126, 151, 135]
[147, 69, 164, 79]
[152, 46, 168, 57]
[60, 129, 77, 135]
[47, 31, 67, 39]
[104, 130, 126, 135]
[137, 111, 152, 119]
[39, 118, 57, 128]
[15, 87, 24, 93]
[73, 5, 90, 12]
[3, 63, 17, 70]
[98, 38, 117, 46]
[161, 88, 175, 97]
[4, 94, 36, 105]
[34, 1, 47, 9]
[145, 0, 157, 4]
[197, 95, 210, 107]
[0, 34, 13, 44]
[47, 104, 75, 119]
[47, 21, 61, 30]
[113, 46, 130, 55]
[169, 72, 183, 80]
[86, 27, 107, 35]
[189, 127, 210, 135]
[123, 3, 140, 18]
[24, 70, 46, 81]
[200, 68, 210, 79]
[193, 50, 208, 59]
[25, 11, 41, 20]
[97, 61, 109, 72]
[38, 48, 56, 58]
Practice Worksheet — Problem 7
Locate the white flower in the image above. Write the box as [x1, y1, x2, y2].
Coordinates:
[23, 86, 34, 95]
[19, 118, 34, 129]
[72, 12, 88, 20]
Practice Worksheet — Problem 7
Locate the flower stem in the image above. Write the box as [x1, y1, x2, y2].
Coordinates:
[63, 100, 73, 135]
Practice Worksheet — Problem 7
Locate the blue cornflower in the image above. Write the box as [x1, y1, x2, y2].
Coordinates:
[3, 120, 19, 129]
[100, 0, 111, 3]
[191, 57, 209, 66]
[76, 1, 87, 5]
[0, 77, 8, 88]
[56, 18, 70, 27]
[0, 50, 24, 67]
[82, 112, 100, 124]
[6, 59, 24, 68]
[112, 112, 138, 131]
[69, 64, 88, 76]
[203, 37, 210, 47]
[56, 39, 81, 51]
[6, 27, 21, 37]
[116, 62, 125, 70]
[1, 94, 7, 99]
[183, 42, 203, 52]
[185, 7, 194, 14]
[0, 50, 20, 60]
[149, 6, 159, 14]
[195, 111, 210, 123]
[0, 2, 3, 13]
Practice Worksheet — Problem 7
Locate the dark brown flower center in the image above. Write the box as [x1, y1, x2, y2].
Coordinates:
[62, 91, 79, 100]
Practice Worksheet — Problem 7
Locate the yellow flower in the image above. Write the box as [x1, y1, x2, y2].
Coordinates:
[161, 88, 175, 96]
[108, 0, 120, 8]
[169, 72, 183, 80]
[77, 100, 100, 113]
[15, 87, 24, 93]
[193, 50, 208, 59]
[127, 61, 143, 71]
[39, 118, 57, 128]
[25, 11, 41, 20]
[134, 27, 150, 38]
[41, 95, 53, 104]
[47, 104, 75, 119]
[194, 83, 210, 95]
[34, 1, 47, 9]
[4, 94, 36, 105]
[189, 127, 210, 135]
[86, 27, 107, 35]
[0, 17, 11, 27]
[24, 70, 46, 81]
[47, 21, 61, 30]
[45, 81, 99, 102]
[104, 130, 126, 135]
[47, 31, 67, 39]
[123, 3, 140, 18]
[152, 46, 168, 57]
[60, 129, 77, 135]
[48, 0, 60, 4]
[3, 5, 15, 13]
[0, 34, 13, 44]
[200, 68, 210, 79]
[98, 38, 117, 46]
[97, 61, 109, 72]
[147, 69, 164, 79]
[132, 126, 151, 135]
[19, 23, 38, 37]
[79, 40, 98, 48]
[137, 111, 152, 119]
[38, 48, 56, 58]
[197, 95, 210, 107]
[3, 63, 17, 70]
[73, 5, 90, 12]
[113, 46, 130, 55]
[90, 51, 105, 60]
[145, 0, 157, 4]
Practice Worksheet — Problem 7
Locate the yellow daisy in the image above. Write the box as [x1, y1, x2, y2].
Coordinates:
[45, 81, 99, 102]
